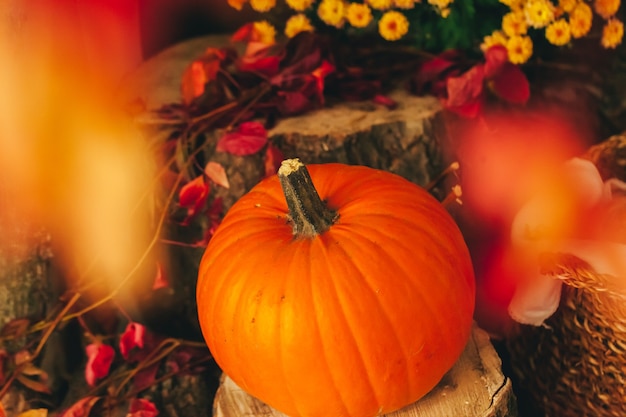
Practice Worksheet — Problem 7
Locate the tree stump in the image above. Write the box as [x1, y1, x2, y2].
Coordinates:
[214, 324, 517, 417]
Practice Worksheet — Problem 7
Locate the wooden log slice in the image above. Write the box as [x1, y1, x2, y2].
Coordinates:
[214, 324, 517, 417]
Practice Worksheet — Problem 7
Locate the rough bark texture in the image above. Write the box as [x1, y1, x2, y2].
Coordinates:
[214, 324, 517, 417]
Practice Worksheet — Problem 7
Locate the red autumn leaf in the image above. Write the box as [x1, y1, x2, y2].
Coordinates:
[180, 48, 226, 105]
[178, 175, 209, 225]
[120, 322, 147, 361]
[216, 121, 268, 156]
[0, 350, 7, 386]
[197, 198, 224, 246]
[311, 60, 335, 104]
[276, 90, 312, 115]
[152, 262, 169, 291]
[413, 51, 462, 96]
[443, 64, 485, 117]
[204, 161, 230, 189]
[490, 63, 530, 104]
[483, 45, 509, 78]
[231, 23, 254, 43]
[59, 396, 101, 417]
[0, 402, 6, 417]
[127, 398, 158, 417]
[238, 42, 281, 75]
[372, 94, 398, 109]
[130, 363, 160, 392]
[264, 143, 284, 177]
[85, 343, 114, 386]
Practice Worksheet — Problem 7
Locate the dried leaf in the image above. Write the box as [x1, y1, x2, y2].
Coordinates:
[483, 45, 508, 79]
[59, 396, 101, 417]
[204, 162, 230, 189]
[178, 176, 209, 225]
[311, 60, 335, 104]
[216, 121, 268, 156]
[0, 318, 30, 339]
[443, 64, 485, 117]
[180, 48, 226, 105]
[16, 373, 51, 394]
[120, 322, 147, 361]
[14, 350, 32, 366]
[0, 349, 7, 386]
[372, 94, 397, 109]
[152, 262, 169, 291]
[85, 343, 114, 386]
[131, 363, 160, 392]
[264, 143, 284, 177]
[412, 51, 462, 96]
[126, 398, 158, 417]
[16, 409, 48, 417]
[490, 63, 530, 104]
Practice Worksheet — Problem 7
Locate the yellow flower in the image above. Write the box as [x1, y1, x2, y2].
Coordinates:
[545, 18, 571, 45]
[569, 2, 593, 38]
[284, 14, 315, 37]
[252, 21, 277, 44]
[481, 30, 508, 52]
[378, 10, 409, 41]
[367, 0, 393, 10]
[558, 0, 578, 13]
[440, 7, 451, 17]
[500, 0, 524, 10]
[286, 0, 316, 11]
[318, 0, 346, 28]
[524, 0, 555, 28]
[394, 0, 415, 9]
[228, 0, 247, 11]
[502, 11, 528, 36]
[601, 18, 624, 48]
[346, 3, 374, 27]
[250, 0, 276, 12]
[506, 35, 533, 64]
[595, 0, 621, 19]
[428, 0, 453, 7]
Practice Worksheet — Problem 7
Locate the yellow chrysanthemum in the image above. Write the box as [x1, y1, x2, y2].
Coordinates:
[286, 0, 316, 11]
[440, 7, 451, 17]
[378, 10, 409, 41]
[394, 0, 415, 9]
[228, 0, 247, 11]
[601, 18, 624, 48]
[569, 2, 593, 38]
[524, 0, 555, 28]
[481, 30, 508, 52]
[367, 0, 393, 10]
[317, 0, 346, 28]
[250, 0, 276, 12]
[502, 11, 528, 36]
[545, 18, 571, 45]
[252, 21, 277, 44]
[558, 0, 578, 13]
[595, 0, 621, 19]
[284, 14, 315, 37]
[507, 35, 533, 64]
[428, 0, 453, 7]
[500, 0, 524, 11]
[346, 3, 374, 27]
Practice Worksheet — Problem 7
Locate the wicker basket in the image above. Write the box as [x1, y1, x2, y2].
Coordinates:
[507, 134, 626, 417]
[507, 254, 626, 417]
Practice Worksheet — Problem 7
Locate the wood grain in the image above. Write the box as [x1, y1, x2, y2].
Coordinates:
[214, 324, 517, 417]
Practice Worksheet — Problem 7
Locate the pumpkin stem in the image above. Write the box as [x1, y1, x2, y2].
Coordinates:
[278, 159, 338, 238]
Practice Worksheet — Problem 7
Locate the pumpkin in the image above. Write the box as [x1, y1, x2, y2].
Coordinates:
[197, 159, 475, 417]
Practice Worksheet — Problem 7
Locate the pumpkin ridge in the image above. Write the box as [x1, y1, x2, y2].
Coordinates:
[316, 234, 380, 415]
[306, 238, 354, 417]
[342, 220, 472, 393]
[330, 227, 419, 402]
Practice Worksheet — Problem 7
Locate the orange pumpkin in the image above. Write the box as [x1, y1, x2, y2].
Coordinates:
[197, 159, 475, 417]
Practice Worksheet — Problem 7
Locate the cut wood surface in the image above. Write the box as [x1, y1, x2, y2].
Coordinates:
[214, 324, 517, 417]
